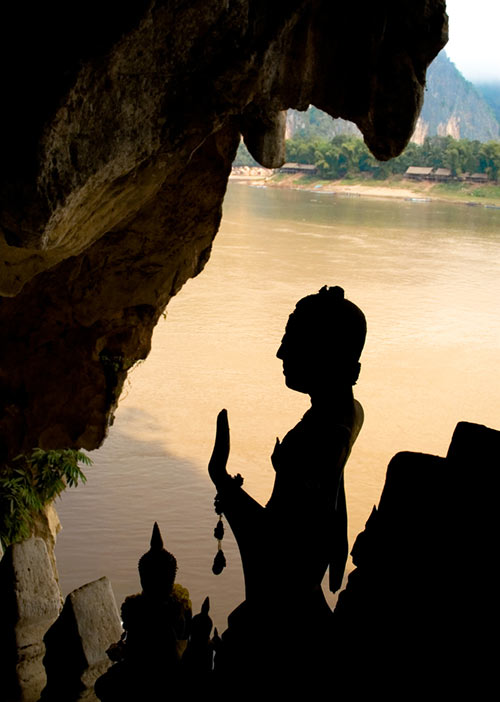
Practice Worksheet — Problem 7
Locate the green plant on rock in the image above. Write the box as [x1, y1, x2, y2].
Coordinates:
[0, 448, 92, 549]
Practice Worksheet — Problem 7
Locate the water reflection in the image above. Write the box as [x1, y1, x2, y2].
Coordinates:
[56, 407, 244, 628]
[55, 184, 500, 630]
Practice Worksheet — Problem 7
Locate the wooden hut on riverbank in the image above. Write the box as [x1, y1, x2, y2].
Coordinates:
[279, 163, 318, 175]
[405, 166, 433, 181]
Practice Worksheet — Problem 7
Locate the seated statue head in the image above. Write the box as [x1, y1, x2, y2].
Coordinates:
[138, 522, 178, 599]
[276, 286, 366, 394]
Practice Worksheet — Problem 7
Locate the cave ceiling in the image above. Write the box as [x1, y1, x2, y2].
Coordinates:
[0, 1, 447, 461]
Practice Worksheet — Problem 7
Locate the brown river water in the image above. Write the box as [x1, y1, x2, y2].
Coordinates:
[55, 183, 500, 629]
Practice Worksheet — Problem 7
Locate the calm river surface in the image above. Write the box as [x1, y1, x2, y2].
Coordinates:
[55, 183, 500, 628]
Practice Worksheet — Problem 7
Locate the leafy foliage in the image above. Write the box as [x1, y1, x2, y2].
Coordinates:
[285, 134, 500, 181]
[232, 140, 259, 167]
[0, 448, 92, 548]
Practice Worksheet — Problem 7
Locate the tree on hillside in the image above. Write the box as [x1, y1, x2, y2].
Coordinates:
[479, 141, 500, 180]
[282, 135, 499, 182]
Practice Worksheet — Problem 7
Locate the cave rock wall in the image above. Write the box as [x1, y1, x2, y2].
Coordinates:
[0, 1, 447, 459]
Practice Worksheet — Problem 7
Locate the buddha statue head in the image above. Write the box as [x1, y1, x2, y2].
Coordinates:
[138, 522, 177, 599]
[276, 285, 366, 395]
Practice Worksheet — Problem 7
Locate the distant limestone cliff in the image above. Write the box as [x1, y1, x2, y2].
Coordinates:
[285, 110, 361, 140]
[415, 51, 499, 142]
[287, 51, 499, 144]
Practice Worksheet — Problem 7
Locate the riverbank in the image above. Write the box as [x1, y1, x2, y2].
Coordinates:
[230, 169, 500, 207]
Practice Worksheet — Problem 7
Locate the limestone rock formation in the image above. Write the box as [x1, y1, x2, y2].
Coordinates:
[416, 50, 500, 142]
[0, 537, 62, 702]
[0, 1, 447, 461]
[31, 502, 62, 584]
[41, 577, 122, 702]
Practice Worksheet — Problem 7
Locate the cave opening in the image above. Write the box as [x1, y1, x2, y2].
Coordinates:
[54, 170, 500, 629]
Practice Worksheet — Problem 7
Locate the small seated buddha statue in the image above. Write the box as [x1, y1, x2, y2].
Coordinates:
[95, 523, 192, 701]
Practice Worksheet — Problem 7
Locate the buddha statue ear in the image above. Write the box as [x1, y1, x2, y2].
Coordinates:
[351, 362, 361, 385]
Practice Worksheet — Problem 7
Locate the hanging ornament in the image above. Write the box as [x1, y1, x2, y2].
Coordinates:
[211, 474, 243, 575]
[212, 514, 226, 575]
[212, 548, 226, 575]
[214, 517, 224, 541]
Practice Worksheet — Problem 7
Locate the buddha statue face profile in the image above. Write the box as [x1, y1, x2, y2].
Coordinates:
[276, 286, 366, 395]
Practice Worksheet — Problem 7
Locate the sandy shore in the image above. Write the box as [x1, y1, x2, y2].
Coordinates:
[252, 172, 434, 201]
[230, 170, 431, 201]
[308, 182, 425, 200]
[229, 168, 500, 206]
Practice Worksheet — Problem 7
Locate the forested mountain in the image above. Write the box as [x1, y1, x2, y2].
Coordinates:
[286, 51, 499, 144]
[285, 111, 361, 140]
[475, 83, 500, 125]
[416, 52, 499, 141]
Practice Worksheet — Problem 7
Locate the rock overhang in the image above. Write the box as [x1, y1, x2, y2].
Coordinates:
[0, 1, 447, 459]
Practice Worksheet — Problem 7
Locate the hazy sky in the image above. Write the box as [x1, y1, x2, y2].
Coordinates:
[445, 0, 500, 83]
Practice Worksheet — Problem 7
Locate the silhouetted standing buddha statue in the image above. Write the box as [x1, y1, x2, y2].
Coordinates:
[209, 286, 366, 641]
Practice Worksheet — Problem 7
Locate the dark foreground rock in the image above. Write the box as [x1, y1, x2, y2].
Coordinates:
[331, 421, 499, 697]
